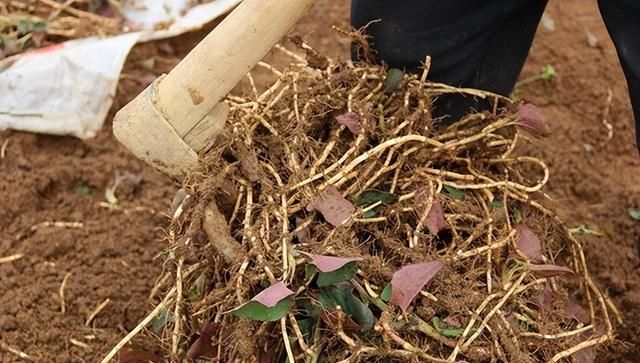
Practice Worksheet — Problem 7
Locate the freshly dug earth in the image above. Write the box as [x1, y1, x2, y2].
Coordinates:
[0, 0, 638, 362]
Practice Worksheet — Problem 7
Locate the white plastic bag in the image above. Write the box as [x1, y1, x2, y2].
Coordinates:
[0, 0, 241, 139]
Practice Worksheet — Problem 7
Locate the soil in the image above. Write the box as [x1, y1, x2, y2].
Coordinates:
[0, 0, 638, 362]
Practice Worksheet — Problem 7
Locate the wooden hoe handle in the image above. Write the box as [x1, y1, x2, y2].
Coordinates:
[113, 0, 316, 177]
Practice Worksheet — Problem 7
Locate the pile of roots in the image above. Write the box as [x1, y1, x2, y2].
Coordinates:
[1, 0, 122, 58]
[137, 45, 615, 363]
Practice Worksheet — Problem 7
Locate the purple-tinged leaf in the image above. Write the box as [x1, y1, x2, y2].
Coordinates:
[230, 283, 295, 321]
[535, 281, 554, 311]
[336, 112, 362, 135]
[516, 103, 551, 135]
[390, 261, 445, 312]
[186, 321, 217, 359]
[515, 224, 543, 263]
[308, 186, 355, 227]
[301, 252, 363, 273]
[252, 282, 295, 307]
[425, 201, 449, 235]
[531, 264, 574, 278]
[573, 334, 596, 363]
[566, 303, 590, 324]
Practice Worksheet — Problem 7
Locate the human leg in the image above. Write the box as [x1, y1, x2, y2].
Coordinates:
[351, 0, 548, 121]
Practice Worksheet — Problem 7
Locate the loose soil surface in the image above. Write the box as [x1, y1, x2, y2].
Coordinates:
[1, 0, 638, 362]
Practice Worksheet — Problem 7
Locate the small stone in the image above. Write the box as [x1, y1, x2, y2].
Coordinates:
[583, 143, 594, 152]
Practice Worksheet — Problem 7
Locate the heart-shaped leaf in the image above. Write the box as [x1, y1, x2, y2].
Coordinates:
[390, 261, 444, 312]
[515, 224, 543, 263]
[516, 103, 551, 135]
[231, 282, 295, 321]
[301, 253, 363, 287]
[187, 321, 217, 359]
[252, 282, 295, 307]
[302, 253, 364, 273]
[319, 283, 375, 331]
[308, 186, 355, 227]
[231, 299, 294, 322]
[425, 201, 449, 236]
[336, 112, 362, 135]
[356, 190, 397, 206]
[316, 261, 358, 287]
[530, 264, 574, 278]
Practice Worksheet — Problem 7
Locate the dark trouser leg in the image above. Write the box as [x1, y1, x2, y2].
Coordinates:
[599, 0, 640, 149]
[351, 0, 547, 122]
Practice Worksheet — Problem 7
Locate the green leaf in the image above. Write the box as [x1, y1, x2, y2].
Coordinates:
[443, 185, 465, 200]
[540, 64, 556, 81]
[362, 209, 378, 218]
[511, 208, 523, 224]
[356, 190, 397, 206]
[188, 274, 206, 301]
[305, 264, 317, 282]
[569, 225, 603, 236]
[629, 208, 640, 221]
[431, 316, 473, 337]
[297, 318, 316, 340]
[150, 309, 173, 333]
[319, 284, 374, 331]
[16, 20, 30, 35]
[380, 283, 392, 302]
[33, 21, 47, 32]
[299, 298, 323, 318]
[316, 261, 358, 287]
[75, 186, 92, 196]
[384, 68, 404, 92]
[488, 200, 502, 210]
[231, 298, 295, 321]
